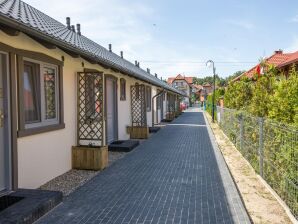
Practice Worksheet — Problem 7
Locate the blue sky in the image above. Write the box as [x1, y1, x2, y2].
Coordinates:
[25, 0, 298, 78]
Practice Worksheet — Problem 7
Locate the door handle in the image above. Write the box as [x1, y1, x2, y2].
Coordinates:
[0, 109, 4, 128]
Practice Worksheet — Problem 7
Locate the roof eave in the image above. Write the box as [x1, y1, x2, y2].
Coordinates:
[0, 14, 182, 95]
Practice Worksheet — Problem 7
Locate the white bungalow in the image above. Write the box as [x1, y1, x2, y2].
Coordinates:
[0, 0, 183, 193]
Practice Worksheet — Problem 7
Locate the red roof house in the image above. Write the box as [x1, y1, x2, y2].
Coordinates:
[278, 51, 298, 69]
[167, 74, 193, 85]
[233, 50, 298, 81]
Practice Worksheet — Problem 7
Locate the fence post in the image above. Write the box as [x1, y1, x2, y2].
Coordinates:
[258, 117, 264, 177]
[239, 114, 244, 151]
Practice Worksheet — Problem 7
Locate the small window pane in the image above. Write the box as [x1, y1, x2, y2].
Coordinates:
[120, 78, 126, 101]
[23, 62, 40, 124]
[146, 86, 151, 111]
[44, 67, 57, 119]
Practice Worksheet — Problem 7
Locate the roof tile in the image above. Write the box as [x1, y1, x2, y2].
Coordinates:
[234, 51, 295, 81]
[0, 0, 182, 94]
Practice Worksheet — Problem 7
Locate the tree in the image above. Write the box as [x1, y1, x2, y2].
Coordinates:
[268, 65, 298, 126]
[248, 64, 278, 117]
[226, 70, 246, 83]
[193, 75, 226, 86]
[224, 76, 253, 110]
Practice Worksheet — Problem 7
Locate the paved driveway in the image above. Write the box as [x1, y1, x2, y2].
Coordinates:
[37, 109, 250, 224]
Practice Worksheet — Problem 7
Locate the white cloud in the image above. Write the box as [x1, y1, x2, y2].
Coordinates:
[25, 0, 206, 78]
[224, 19, 255, 30]
[24, 0, 249, 79]
[290, 14, 298, 23]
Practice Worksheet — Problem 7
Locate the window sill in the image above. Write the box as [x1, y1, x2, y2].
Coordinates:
[17, 123, 65, 138]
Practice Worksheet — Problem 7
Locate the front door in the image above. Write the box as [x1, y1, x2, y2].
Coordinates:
[106, 77, 117, 144]
[0, 52, 10, 193]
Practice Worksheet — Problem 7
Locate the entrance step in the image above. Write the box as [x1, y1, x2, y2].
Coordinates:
[0, 189, 62, 224]
[108, 140, 139, 152]
[161, 119, 173, 122]
[149, 127, 161, 133]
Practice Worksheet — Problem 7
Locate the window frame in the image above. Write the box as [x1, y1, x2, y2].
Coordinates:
[157, 90, 162, 110]
[17, 53, 64, 137]
[23, 60, 41, 125]
[120, 78, 126, 101]
[43, 64, 59, 122]
[23, 58, 60, 129]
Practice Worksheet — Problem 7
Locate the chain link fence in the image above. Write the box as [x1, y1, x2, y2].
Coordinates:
[217, 106, 298, 219]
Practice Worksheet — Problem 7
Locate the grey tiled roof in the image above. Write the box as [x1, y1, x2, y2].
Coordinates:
[0, 0, 183, 95]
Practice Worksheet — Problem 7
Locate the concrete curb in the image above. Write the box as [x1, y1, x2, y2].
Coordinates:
[205, 111, 298, 224]
[256, 175, 297, 224]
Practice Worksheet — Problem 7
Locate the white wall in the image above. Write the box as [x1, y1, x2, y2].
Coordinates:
[0, 31, 167, 188]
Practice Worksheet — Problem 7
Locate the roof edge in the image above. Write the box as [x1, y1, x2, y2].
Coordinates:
[0, 14, 183, 95]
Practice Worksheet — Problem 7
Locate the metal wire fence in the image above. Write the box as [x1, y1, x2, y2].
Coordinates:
[217, 106, 298, 219]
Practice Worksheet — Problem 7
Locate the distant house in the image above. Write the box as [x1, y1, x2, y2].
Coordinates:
[197, 83, 213, 103]
[278, 51, 298, 77]
[167, 74, 194, 105]
[233, 50, 298, 81]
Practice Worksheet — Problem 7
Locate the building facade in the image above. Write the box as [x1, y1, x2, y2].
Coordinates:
[0, 0, 183, 192]
[167, 74, 193, 106]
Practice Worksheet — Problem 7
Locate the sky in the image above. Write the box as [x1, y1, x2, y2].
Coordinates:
[25, 0, 298, 79]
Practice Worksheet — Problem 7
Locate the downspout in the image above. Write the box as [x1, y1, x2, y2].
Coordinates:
[152, 90, 165, 127]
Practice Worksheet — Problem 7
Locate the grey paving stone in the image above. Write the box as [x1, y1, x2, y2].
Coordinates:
[36, 109, 251, 224]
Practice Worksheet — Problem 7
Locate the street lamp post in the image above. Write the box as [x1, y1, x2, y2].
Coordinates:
[206, 60, 216, 123]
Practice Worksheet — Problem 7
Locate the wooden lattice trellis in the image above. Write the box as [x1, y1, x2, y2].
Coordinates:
[176, 95, 180, 112]
[131, 84, 147, 127]
[167, 93, 175, 114]
[77, 72, 103, 146]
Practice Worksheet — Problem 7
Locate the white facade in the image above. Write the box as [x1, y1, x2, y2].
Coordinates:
[172, 80, 191, 105]
[0, 31, 175, 189]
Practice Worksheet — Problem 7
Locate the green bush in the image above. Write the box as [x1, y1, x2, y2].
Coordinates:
[224, 76, 253, 110]
[221, 64, 298, 217]
[206, 87, 225, 119]
[224, 64, 298, 126]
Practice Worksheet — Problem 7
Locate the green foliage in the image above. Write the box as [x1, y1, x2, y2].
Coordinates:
[268, 65, 298, 126]
[221, 64, 298, 216]
[206, 87, 225, 118]
[226, 70, 246, 83]
[224, 64, 298, 126]
[193, 75, 226, 87]
[192, 70, 245, 87]
[248, 74, 276, 117]
[224, 76, 253, 110]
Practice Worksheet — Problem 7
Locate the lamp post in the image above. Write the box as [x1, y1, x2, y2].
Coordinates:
[206, 60, 216, 123]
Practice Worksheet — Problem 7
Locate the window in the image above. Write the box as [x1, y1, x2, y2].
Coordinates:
[18, 56, 64, 136]
[146, 86, 151, 111]
[120, 78, 126, 101]
[44, 67, 57, 119]
[156, 90, 163, 109]
[23, 60, 59, 129]
[23, 61, 41, 124]
[157, 95, 161, 109]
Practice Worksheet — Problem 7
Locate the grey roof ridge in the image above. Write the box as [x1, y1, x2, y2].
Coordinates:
[0, 0, 185, 95]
